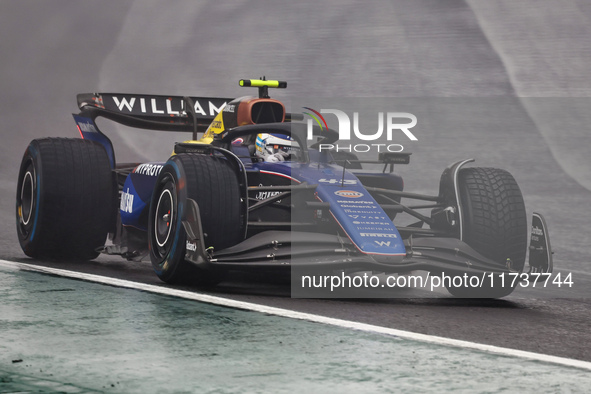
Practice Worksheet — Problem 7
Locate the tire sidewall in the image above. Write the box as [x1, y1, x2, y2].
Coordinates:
[149, 158, 188, 281]
[16, 143, 43, 257]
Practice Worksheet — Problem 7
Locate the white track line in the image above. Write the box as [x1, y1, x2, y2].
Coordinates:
[2, 259, 591, 371]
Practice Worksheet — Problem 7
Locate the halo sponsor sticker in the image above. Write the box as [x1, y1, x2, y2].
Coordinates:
[334, 190, 364, 198]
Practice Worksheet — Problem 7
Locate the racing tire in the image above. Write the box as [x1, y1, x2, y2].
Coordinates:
[16, 138, 115, 260]
[445, 167, 528, 298]
[148, 153, 243, 285]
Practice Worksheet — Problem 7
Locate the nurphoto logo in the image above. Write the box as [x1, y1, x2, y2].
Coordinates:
[303, 107, 418, 153]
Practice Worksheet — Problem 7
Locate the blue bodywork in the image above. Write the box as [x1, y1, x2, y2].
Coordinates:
[120, 163, 165, 231]
[73, 115, 115, 168]
[247, 160, 406, 261]
[72, 113, 406, 259]
[115, 157, 406, 260]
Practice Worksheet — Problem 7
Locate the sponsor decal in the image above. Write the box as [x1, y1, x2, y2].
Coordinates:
[109, 95, 226, 117]
[344, 210, 377, 215]
[334, 190, 364, 198]
[134, 163, 163, 177]
[348, 215, 387, 220]
[77, 121, 98, 133]
[319, 178, 358, 185]
[256, 190, 282, 200]
[531, 225, 544, 242]
[186, 240, 197, 252]
[206, 111, 225, 136]
[120, 188, 134, 214]
[360, 233, 398, 238]
[92, 95, 105, 109]
[223, 104, 235, 113]
[374, 240, 391, 247]
[353, 221, 390, 226]
[255, 184, 282, 201]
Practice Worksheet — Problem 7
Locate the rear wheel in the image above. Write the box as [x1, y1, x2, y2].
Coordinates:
[445, 167, 528, 298]
[148, 154, 243, 285]
[16, 138, 115, 260]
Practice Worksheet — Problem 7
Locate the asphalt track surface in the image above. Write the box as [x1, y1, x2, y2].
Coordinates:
[1, 0, 590, 367]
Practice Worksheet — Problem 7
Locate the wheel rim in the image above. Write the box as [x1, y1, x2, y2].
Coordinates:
[155, 188, 174, 248]
[19, 169, 35, 226]
[152, 178, 177, 259]
[17, 161, 36, 240]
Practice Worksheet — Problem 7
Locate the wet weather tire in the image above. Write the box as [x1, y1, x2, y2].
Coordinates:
[16, 138, 115, 260]
[445, 167, 528, 298]
[148, 154, 243, 285]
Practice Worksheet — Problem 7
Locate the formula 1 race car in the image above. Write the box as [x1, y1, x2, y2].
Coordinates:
[16, 79, 553, 297]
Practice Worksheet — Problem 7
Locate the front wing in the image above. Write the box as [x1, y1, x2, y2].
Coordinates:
[182, 199, 553, 276]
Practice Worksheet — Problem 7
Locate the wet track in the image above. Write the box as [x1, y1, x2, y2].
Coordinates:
[1, 0, 590, 367]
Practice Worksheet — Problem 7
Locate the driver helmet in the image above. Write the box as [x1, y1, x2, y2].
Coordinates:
[255, 133, 300, 161]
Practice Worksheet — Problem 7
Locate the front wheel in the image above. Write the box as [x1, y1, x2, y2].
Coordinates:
[148, 153, 243, 285]
[445, 167, 528, 298]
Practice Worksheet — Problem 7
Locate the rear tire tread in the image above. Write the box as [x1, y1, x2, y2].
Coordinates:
[17, 138, 114, 260]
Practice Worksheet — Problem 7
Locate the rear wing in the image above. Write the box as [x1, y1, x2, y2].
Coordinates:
[76, 93, 232, 131]
[73, 93, 233, 167]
